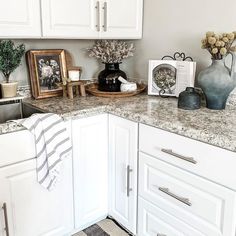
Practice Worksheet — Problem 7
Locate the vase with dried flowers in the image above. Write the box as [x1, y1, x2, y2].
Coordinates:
[87, 40, 135, 92]
[198, 31, 236, 109]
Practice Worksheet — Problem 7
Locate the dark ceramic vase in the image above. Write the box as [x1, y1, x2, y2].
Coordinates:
[198, 58, 236, 110]
[98, 63, 127, 92]
[178, 87, 201, 110]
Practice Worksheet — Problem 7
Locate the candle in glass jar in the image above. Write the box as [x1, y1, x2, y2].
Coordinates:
[68, 70, 80, 81]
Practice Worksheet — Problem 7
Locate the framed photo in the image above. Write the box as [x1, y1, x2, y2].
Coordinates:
[26, 49, 67, 99]
[148, 60, 196, 97]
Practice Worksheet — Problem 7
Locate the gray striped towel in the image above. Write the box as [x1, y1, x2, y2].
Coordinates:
[22, 113, 72, 191]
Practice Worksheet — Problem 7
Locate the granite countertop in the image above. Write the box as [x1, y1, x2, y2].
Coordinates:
[1, 93, 236, 152]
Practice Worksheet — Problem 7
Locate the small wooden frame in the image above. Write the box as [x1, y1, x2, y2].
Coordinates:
[60, 81, 86, 99]
[26, 49, 67, 99]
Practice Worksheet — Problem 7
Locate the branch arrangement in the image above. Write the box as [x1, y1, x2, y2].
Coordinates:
[87, 40, 135, 64]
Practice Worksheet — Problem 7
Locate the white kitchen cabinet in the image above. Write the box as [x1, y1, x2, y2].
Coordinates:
[0, 0, 41, 38]
[0, 158, 74, 236]
[72, 114, 109, 231]
[41, 0, 99, 38]
[41, 0, 143, 39]
[101, 0, 143, 39]
[108, 115, 138, 234]
[138, 197, 206, 236]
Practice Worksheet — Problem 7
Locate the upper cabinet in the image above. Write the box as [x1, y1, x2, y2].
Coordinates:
[41, 0, 99, 38]
[101, 0, 143, 39]
[0, 0, 143, 39]
[0, 0, 41, 38]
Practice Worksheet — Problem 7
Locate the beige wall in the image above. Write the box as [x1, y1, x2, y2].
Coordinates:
[0, 39, 135, 86]
[133, 0, 236, 80]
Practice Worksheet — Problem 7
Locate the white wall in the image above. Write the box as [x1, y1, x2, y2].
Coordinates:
[0, 39, 135, 86]
[133, 0, 236, 80]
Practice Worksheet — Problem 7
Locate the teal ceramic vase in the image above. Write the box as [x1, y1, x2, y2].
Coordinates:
[198, 55, 236, 109]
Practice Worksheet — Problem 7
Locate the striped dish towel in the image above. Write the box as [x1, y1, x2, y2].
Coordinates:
[21, 113, 72, 191]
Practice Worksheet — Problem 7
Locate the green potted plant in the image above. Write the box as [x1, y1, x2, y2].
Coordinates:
[0, 40, 25, 98]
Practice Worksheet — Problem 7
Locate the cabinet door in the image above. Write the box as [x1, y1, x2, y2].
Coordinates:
[41, 0, 99, 38]
[72, 114, 108, 231]
[100, 0, 143, 39]
[0, 158, 74, 236]
[0, 0, 41, 38]
[108, 115, 138, 234]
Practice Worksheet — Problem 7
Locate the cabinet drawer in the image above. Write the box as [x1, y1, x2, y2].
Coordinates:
[0, 130, 36, 167]
[139, 153, 236, 236]
[138, 197, 206, 236]
[139, 124, 236, 190]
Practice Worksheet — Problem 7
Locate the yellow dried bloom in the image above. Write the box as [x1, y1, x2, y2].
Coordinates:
[215, 41, 222, 47]
[206, 31, 214, 37]
[220, 41, 225, 47]
[219, 34, 223, 39]
[208, 37, 217, 45]
[220, 47, 227, 55]
[222, 37, 229, 43]
[227, 33, 235, 40]
[212, 48, 218, 54]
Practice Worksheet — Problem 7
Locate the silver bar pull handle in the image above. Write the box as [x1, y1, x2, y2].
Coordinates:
[158, 187, 192, 206]
[102, 2, 107, 32]
[157, 234, 167, 236]
[127, 165, 133, 197]
[161, 148, 197, 164]
[2, 203, 10, 236]
[95, 1, 100, 31]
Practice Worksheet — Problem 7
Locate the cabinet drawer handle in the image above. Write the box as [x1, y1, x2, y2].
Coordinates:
[127, 165, 133, 197]
[157, 234, 167, 236]
[158, 187, 192, 206]
[161, 149, 197, 164]
[102, 2, 107, 32]
[95, 1, 100, 31]
[2, 203, 9, 236]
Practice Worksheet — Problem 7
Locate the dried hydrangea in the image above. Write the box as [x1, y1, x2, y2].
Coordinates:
[87, 40, 135, 63]
[201, 31, 236, 59]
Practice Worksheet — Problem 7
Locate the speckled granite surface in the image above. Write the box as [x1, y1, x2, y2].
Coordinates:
[1, 94, 236, 152]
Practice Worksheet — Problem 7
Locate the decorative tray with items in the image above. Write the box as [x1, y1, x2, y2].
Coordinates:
[85, 82, 146, 98]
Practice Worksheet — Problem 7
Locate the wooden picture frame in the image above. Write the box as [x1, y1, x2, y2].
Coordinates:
[26, 49, 67, 99]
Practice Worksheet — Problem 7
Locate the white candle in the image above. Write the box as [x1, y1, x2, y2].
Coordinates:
[68, 70, 80, 81]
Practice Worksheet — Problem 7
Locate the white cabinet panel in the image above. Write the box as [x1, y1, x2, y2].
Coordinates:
[41, 0, 99, 38]
[101, 0, 143, 39]
[108, 115, 138, 234]
[0, 0, 41, 38]
[72, 114, 108, 231]
[0, 130, 36, 168]
[0, 158, 74, 236]
[138, 197, 205, 236]
[139, 124, 236, 190]
[139, 152, 236, 236]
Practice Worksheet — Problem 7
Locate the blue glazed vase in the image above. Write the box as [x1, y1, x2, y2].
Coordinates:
[198, 57, 236, 109]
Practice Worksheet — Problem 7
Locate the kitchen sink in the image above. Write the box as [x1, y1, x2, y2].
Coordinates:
[0, 98, 44, 124]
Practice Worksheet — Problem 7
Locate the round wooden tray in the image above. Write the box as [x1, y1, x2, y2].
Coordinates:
[85, 83, 147, 98]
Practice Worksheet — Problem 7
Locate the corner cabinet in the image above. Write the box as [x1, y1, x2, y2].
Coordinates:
[0, 0, 41, 38]
[72, 114, 109, 231]
[41, 0, 143, 39]
[108, 115, 138, 234]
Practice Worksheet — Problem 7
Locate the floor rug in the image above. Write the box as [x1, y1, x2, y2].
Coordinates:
[73, 218, 130, 236]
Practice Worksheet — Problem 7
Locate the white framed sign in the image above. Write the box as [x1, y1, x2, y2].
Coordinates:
[148, 60, 196, 97]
